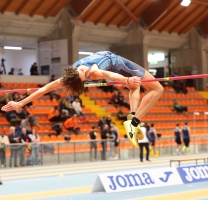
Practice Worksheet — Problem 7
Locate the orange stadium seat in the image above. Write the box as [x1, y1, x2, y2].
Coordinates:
[57, 135, 64, 141]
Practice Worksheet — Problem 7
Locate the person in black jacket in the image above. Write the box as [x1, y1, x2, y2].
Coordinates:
[19, 128, 29, 166]
[89, 126, 97, 161]
[100, 124, 109, 160]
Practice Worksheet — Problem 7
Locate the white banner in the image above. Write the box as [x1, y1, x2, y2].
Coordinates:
[92, 167, 183, 193]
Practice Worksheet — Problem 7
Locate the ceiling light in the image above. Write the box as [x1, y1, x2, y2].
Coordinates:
[181, 0, 191, 6]
[4, 46, 22, 50]
[79, 51, 93, 55]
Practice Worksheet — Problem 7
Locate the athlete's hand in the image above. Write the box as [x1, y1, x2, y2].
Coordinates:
[128, 76, 141, 87]
[1, 101, 22, 112]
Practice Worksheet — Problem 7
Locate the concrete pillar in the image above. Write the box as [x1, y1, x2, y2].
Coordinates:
[201, 41, 208, 90]
[39, 9, 79, 65]
[170, 29, 207, 90]
[110, 25, 149, 70]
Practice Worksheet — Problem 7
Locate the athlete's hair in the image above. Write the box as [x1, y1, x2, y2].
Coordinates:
[60, 66, 85, 96]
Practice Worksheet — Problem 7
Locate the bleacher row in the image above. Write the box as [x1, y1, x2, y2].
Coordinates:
[0, 82, 208, 144]
[86, 86, 208, 137]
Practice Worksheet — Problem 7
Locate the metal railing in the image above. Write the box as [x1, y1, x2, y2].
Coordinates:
[1, 135, 208, 168]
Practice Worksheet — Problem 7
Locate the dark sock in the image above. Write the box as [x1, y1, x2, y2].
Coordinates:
[131, 112, 135, 115]
[131, 117, 140, 127]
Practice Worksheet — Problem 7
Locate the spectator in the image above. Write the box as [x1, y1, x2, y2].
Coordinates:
[117, 91, 130, 109]
[138, 123, 150, 162]
[74, 96, 83, 107]
[29, 128, 40, 166]
[8, 68, 14, 75]
[18, 68, 23, 75]
[52, 123, 62, 136]
[15, 108, 26, 120]
[21, 106, 30, 118]
[110, 122, 120, 160]
[0, 93, 12, 106]
[20, 116, 30, 130]
[149, 123, 157, 157]
[72, 98, 84, 116]
[67, 94, 75, 103]
[182, 122, 191, 155]
[0, 131, 9, 167]
[64, 114, 80, 134]
[105, 115, 112, 130]
[173, 100, 188, 115]
[20, 107, 40, 130]
[97, 117, 106, 131]
[172, 70, 187, 94]
[174, 123, 182, 154]
[50, 75, 56, 82]
[48, 106, 61, 122]
[64, 99, 76, 116]
[117, 107, 127, 121]
[186, 71, 194, 87]
[108, 127, 115, 160]
[89, 126, 97, 161]
[6, 110, 17, 123]
[8, 126, 19, 167]
[58, 99, 70, 120]
[109, 91, 119, 107]
[30, 62, 39, 75]
[19, 128, 28, 166]
[100, 124, 109, 160]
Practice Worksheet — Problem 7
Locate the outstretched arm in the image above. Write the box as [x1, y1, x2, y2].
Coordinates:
[90, 64, 141, 87]
[2, 79, 62, 112]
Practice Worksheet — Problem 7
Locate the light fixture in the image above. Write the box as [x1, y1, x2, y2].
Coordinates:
[4, 46, 22, 50]
[181, 0, 191, 7]
[78, 51, 93, 55]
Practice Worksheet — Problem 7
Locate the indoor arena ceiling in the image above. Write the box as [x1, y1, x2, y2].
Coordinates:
[0, 0, 208, 37]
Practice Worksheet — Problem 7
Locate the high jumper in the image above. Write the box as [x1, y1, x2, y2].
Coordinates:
[2, 51, 164, 147]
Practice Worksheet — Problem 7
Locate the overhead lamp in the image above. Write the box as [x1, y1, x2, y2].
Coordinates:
[4, 46, 22, 50]
[78, 51, 93, 55]
[181, 0, 191, 7]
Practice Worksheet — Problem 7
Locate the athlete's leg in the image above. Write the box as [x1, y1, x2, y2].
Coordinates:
[129, 87, 140, 113]
[124, 85, 143, 146]
[135, 71, 164, 120]
[124, 71, 163, 147]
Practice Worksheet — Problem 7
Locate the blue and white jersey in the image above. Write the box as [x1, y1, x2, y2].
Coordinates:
[72, 51, 145, 82]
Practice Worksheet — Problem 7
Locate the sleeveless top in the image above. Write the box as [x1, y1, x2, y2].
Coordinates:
[174, 128, 180, 138]
[149, 128, 155, 142]
[72, 51, 145, 82]
[182, 126, 189, 139]
[112, 129, 118, 142]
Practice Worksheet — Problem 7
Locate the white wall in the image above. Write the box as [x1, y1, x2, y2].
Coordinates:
[39, 39, 68, 78]
[0, 49, 37, 75]
[0, 75, 50, 83]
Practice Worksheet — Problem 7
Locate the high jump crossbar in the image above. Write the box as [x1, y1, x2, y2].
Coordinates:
[0, 74, 207, 93]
